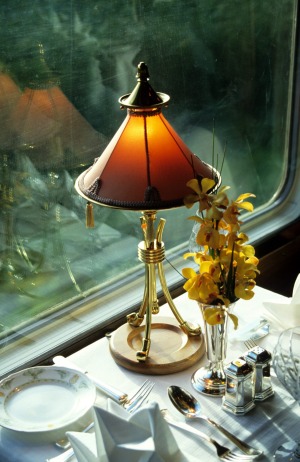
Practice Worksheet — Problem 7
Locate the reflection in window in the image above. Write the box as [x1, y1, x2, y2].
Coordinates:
[0, 1, 297, 347]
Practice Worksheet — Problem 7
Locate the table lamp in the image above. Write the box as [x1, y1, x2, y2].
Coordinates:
[75, 62, 219, 372]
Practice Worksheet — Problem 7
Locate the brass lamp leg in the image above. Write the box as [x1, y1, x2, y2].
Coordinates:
[157, 261, 200, 336]
[127, 211, 201, 362]
[136, 262, 156, 361]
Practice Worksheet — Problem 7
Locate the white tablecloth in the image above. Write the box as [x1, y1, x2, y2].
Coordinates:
[0, 286, 299, 461]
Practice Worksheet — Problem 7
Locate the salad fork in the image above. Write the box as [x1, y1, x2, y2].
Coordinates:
[161, 409, 261, 460]
[245, 338, 258, 350]
[46, 379, 154, 462]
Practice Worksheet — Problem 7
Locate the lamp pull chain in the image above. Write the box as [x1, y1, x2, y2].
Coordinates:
[86, 201, 95, 228]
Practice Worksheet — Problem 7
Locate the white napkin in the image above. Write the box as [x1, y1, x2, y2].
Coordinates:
[67, 400, 192, 462]
[262, 273, 300, 329]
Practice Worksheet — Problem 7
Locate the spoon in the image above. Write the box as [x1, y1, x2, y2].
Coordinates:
[168, 385, 263, 456]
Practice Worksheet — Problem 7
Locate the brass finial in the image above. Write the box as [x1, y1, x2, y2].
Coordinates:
[119, 61, 169, 109]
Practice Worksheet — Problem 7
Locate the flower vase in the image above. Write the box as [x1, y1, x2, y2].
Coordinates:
[188, 210, 202, 253]
[192, 303, 233, 397]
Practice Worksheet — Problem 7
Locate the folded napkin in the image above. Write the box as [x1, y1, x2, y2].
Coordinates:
[67, 400, 193, 462]
[262, 273, 300, 329]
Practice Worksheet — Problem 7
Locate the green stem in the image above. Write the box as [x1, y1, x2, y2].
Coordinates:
[225, 242, 236, 302]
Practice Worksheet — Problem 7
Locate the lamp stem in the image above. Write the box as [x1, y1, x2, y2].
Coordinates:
[127, 211, 201, 362]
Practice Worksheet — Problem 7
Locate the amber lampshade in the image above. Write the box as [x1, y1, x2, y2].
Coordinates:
[76, 62, 217, 210]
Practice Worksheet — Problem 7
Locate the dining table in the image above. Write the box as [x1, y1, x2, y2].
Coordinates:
[0, 284, 299, 462]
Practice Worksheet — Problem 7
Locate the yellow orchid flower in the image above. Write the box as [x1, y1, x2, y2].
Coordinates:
[184, 178, 216, 210]
[203, 306, 239, 329]
[206, 204, 224, 221]
[203, 307, 225, 325]
[242, 244, 256, 257]
[234, 193, 256, 212]
[211, 185, 230, 209]
[183, 251, 211, 265]
[223, 193, 256, 224]
[197, 273, 220, 304]
[182, 267, 202, 300]
[222, 203, 240, 225]
[183, 177, 259, 327]
[235, 254, 259, 279]
[196, 223, 225, 249]
[182, 269, 220, 304]
[236, 232, 249, 244]
[235, 278, 256, 300]
[183, 251, 197, 260]
[219, 248, 239, 268]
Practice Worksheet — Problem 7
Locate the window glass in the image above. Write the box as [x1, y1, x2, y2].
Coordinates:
[0, 0, 297, 361]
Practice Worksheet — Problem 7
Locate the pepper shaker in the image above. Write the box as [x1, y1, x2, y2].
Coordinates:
[222, 358, 255, 415]
[243, 345, 274, 401]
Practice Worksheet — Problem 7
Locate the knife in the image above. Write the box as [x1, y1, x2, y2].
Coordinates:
[52, 355, 128, 403]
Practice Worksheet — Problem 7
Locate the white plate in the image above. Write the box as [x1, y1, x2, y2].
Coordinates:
[0, 366, 96, 433]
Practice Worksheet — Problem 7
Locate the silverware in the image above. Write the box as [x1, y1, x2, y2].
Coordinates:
[246, 319, 270, 342]
[55, 379, 154, 450]
[46, 379, 155, 462]
[244, 338, 258, 350]
[232, 318, 269, 342]
[161, 409, 261, 461]
[168, 385, 262, 456]
[52, 355, 127, 403]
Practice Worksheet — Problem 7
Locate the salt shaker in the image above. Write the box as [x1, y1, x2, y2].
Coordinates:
[222, 358, 255, 415]
[243, 345, 274, 401]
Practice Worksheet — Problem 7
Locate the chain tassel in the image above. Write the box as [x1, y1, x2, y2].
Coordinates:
[86, 201, 95, 228]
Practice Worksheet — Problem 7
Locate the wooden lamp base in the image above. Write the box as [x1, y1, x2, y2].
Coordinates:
[109, 316, 205, 375]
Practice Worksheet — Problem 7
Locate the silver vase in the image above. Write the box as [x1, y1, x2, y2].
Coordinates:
[192, 303, 233, 397]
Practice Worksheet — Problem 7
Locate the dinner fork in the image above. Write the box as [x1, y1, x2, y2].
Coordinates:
[161, 410, 261, 460]
[245, 338, 257, 350]
[47, 379, 154, 462]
